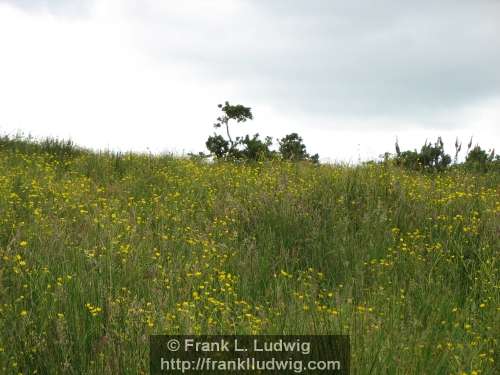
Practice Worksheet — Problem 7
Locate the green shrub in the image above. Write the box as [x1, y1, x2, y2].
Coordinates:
[395, 137, 451, 171]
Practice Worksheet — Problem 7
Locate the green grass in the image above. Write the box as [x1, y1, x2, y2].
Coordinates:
[0, 136, 498, 374]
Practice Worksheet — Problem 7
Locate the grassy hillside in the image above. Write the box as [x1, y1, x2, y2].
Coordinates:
[0, 137, 498, 374]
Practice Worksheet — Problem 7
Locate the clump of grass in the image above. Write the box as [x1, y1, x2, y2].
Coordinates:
[0, 134, 82, 157]
[0, 137, 498, 374]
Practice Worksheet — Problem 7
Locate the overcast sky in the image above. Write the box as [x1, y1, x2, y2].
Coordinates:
[0, 0, 499, 162]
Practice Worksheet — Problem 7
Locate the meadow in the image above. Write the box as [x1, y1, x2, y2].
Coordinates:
[0, 138, 498, 374]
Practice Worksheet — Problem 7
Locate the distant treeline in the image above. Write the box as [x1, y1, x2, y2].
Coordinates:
[198, 101, 498, 172]
[1, 103, 498, 173]
[195, 102, 319, 163]
[382, 136, 499, 172]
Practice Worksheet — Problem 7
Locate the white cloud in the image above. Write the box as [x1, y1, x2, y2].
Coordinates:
[0, 1, 498, 161]
[0, 0, 94, 16]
